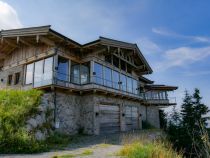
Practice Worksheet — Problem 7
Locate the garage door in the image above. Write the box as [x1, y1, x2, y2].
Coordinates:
[125, 106, 139, 131]
[99, 104, 120, 134]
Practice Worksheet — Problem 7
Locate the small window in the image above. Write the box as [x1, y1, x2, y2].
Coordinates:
[7, 75, 13, 85]
[14, 72, 20, 85]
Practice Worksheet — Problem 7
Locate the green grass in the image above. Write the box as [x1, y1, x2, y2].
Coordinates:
[52, 149, 93, 158]
[117, 131, 183, 158]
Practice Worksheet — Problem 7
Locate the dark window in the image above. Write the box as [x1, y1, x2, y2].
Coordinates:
[7, 75, 13, 85]
[127, 64, 132, 74]
[120, 60, 126, 71]
[113, 56, 119, 68]
[14, 72, 20, 85]
[105, 55, 112, 64]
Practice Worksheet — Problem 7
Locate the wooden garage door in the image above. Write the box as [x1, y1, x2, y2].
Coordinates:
[125, 106, 139, 131]
[99, 104, 120, 134]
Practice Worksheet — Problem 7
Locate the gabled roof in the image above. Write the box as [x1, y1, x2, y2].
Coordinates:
[0, 25, 81, 47]
[83, 36, 153, 74]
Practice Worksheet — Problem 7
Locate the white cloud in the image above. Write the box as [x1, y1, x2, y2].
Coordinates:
[136, 38, 161, 54]
[184, 70, 210, 77]
[152, 27, 210, 43]
[155, 46, 210, 71]
[0, 1, 22, 30]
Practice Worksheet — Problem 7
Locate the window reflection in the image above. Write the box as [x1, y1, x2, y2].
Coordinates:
[58, 57, 69, 81]
[80, 63, 89, 84]
[43, 57, 53, 81]
[25, 63, 34, 84]
[120, 74, 127, 91]
[127, 77, 133, 93]
[112, 70, 119, 89]
[104, 66, 112, 87]
[34, 60, 44, 84]
[94, 63, 103, 85]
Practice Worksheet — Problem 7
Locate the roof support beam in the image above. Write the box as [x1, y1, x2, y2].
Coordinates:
[40, 36, 55, 46]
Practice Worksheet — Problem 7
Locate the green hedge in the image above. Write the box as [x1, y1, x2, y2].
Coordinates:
[0, 89, 48, 153]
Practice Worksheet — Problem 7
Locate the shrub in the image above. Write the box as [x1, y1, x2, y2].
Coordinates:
[0, 89, 47, 153]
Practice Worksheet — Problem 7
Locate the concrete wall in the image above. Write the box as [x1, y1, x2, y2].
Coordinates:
[146, 105, 160, 128]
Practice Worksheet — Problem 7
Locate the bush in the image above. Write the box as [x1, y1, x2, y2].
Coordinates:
[0, 89, 48, 153]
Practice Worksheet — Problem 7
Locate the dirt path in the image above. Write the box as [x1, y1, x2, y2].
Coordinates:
[0, 130, 162, 158]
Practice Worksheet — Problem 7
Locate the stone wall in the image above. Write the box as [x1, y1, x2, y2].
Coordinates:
[0, 65, 24, 89]
[26, 93, 54, 140]
[25, 91, 161, 138]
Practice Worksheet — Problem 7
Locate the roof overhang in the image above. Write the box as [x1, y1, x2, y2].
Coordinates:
[145, 84, 178, 91]
[0, 25, 81, 60]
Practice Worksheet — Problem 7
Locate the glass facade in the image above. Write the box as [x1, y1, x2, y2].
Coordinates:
[120, 74, 127, 91]
[43, 57, 53, 81]
[57, 57, 69, 81]
[25, 63, 34, 84]
[80, 64, 89, 84]
[92, 62, 140, 95]
[104, 66, 112, 87]
[112, 70, 120, 89]
[94, 62, 103, 85]
[34, 60, 44, 85]
[71, 64, 80, 84]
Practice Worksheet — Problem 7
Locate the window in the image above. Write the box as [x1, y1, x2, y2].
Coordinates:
[120, 74, 127, 91]
[34, 60, 44, 85]
[105, 55, 112, 64]
[57, 56, 69, 81]
[132, 79, 138, 94]
[112, 70, 120, 89]
[25, 63, 34, 84]
[71, 63, 80, 84]
[14, 72, 20, 85]
[93, 63, 103, 85]
[113, 56, 119, 68]
[120, 60, 126, 71]
[7, 75, 13, 85]
[104, 66, 112, 87]
[127, 77, 133, 93]
[127, 64, 132, 74]
[43, 57, 53, 82]
[80, 63, 90, 84]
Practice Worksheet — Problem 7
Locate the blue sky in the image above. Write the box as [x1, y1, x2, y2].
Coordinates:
[0, 0, 210, 112]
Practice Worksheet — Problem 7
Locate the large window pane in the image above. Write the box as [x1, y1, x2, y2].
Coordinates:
[34, 60, 44, 85]
[127, 77, 133, 93]
[112, 70, 120, 89]
[58, 57, 69, 81]
[93, 63, 103, 85]
[71, 64, 80, 84]
[43, 57, 53, 81]
[25, 63, 34, 84]
[120, 74, 127, 91]
[80, 64, 89, 84]
[104, 66, 112, 87]
[133, 79, 138, 95]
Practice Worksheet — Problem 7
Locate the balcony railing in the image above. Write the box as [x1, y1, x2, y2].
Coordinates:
[32, 71, 176, 105]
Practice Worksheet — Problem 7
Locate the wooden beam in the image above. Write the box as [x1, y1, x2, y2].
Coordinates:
[19, 38, 33, 46]
[40, 36, 55, 46]
[4, 39, 17, 48]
